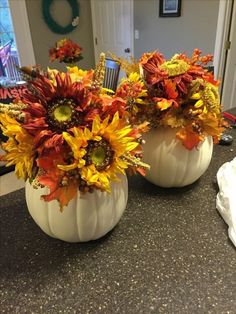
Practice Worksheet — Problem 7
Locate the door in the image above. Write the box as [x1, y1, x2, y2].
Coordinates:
[221, 1, 236, 110]
[90, 0, 133, 63]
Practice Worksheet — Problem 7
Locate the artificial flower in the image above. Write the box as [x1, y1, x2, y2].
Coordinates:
[49, 38, 83, 64]
[21, 72, 95, 153]
[0, 51, 149, 210]
[115, 49, 226, 149]
[0, 114, 35, 180]
[59, 113, 139, 192]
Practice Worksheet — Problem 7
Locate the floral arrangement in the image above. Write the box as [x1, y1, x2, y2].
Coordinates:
[0, 53, 148, 211]
[49, 38, 83, 64]
[113, 49, 226, 150]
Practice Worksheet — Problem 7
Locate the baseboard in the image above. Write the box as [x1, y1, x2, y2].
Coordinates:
[0, 171, 25, 196]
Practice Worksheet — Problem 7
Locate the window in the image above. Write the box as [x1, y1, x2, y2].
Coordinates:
[0, 0, 21, 83]
[0, 0, 15, 47]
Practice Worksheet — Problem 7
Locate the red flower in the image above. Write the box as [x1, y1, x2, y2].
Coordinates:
[21, 72, 94, 154]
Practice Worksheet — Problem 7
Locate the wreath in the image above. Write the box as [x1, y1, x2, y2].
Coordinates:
[42, 0, 79, 34]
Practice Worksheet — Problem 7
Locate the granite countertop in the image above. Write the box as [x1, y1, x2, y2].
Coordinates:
[1, 128, 236, 313]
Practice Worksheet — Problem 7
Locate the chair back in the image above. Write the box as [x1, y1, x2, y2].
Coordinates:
[103, 58, 120, 92]
[0, 41, 12, 68]
[0, 57, 6, 77]
[205, 65, 214, 74]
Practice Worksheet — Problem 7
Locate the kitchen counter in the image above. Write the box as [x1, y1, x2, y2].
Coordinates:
[1, 127, 236, 313]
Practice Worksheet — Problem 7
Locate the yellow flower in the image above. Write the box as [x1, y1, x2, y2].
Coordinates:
[117, 72, 148, 105]
[59, 113, 139, 192]
[47, 66, 94, 87]
[191, 81, 220, 114]
[0, 114, 35, 180]
[47, 67, 61, 83]
[160, 58, 190, 76]
[67, 66, 94, 85]
[127, 72, 148, 98]
[57, 39, 68, 48]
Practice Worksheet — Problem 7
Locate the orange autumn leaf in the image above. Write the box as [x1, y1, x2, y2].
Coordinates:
[176, 126, 203, 150]
[41, 181, 78, 212]
[37, 150, 78, 211]
[203, 73, 220, 86]
[156, 98, 174, 111]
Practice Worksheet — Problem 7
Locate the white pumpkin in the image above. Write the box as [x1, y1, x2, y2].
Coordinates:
[142, 127, 213, 187]
[0, 146, 7, 166]
[25, 175, 128, 242]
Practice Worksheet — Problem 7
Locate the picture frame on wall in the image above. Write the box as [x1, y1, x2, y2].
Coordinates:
[159, 0, 181, 17]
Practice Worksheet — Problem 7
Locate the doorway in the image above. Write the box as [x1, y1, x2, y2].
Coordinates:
[220, 0, 236, 110]
[90, 0, 134, 63]
[214, 0, 235, 110]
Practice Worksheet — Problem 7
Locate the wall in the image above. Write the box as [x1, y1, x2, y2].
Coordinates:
[134, 0, 220, 59]
[25, 0, 220, 69]
[25, 0, 95, 70]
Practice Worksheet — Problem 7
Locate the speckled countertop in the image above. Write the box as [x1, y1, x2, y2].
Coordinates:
[1, 128, 236, 313]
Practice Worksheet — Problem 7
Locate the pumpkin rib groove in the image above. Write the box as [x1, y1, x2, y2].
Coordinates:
[168, 136, 175, 187]
[47, 202, 53, 237]
[110, 188, 116, 229]
[113, 186, 119, 224]
[196, 143, 203, 175]
[150, 129, 163, 185]
[92, 193, 99, 240]
[75, 191, 81, 242]
[181, 147, 190, 186]
[158, 130, 165, 184]
[171, 149, 179, 187]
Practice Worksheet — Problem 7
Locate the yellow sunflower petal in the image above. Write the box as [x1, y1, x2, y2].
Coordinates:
[58, 163, 79, 171]
[92, 115, 101, 134]
[194, 99, 204, 108]
[190, 92, 201, 100]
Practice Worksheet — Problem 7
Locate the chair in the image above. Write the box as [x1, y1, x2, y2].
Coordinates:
[0, 40, 12, 75]
[205, 65, 214, 74]
[103, 58, 120, 92]
[0, 57, 6, 77]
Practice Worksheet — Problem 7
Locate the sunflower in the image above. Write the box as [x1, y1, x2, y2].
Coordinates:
[59, 113, 139, 192]
[21, 72, 97, 153]
[0, 114, 35, 180]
